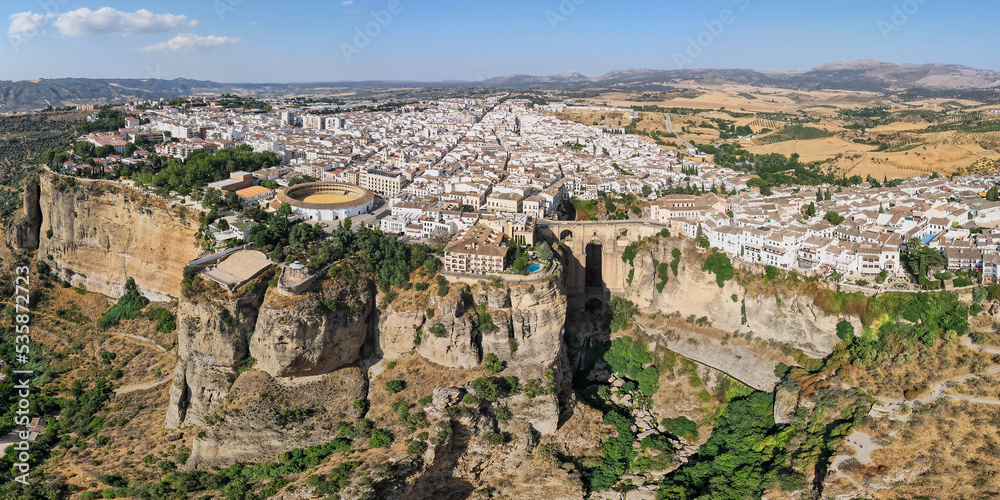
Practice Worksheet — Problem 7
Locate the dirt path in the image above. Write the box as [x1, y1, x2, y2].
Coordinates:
[113, 332, 168, 352]
[964, 336, 1000, 355]
[114, 376, 172, 395]
[875, 339, 1000, 407]
[943, 393, 1000, 405]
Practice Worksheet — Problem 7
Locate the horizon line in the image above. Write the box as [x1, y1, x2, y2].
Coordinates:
[3, 59, 997, 86]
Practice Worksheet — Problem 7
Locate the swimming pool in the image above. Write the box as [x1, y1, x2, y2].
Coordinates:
[527, 263, 543, 273]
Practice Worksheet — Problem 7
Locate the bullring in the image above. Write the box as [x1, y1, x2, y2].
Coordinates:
[276, 182, 375, 221]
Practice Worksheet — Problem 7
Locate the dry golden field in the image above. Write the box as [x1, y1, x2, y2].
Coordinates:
[598, 86, 890, 114]
[571, 85, 1000, 178]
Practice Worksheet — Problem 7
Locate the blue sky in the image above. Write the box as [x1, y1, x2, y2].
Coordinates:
[1, 0, 996, 83]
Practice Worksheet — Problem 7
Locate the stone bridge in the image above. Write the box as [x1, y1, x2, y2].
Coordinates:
[537, 220, 669, 309]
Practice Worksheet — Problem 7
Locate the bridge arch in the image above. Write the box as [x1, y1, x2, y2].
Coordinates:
[585, 241, 604, 288]
[536, 220, 670, 308]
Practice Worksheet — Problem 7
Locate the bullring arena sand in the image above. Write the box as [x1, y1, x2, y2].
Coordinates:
[302, 194, 355, 204]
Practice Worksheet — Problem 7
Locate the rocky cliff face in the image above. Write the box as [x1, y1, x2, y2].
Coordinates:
[168, 273, 374, 429]
[623, 239, 840, 355]
[377, 273, 570, 434]
[6, 176, 41, 251]
[188, 368, 365, 468]
[166, 279, 268, 429]
[167, 270, 572, 466]
[35, 173, 199, 301]
[250, 278, 373, 378]
[378, 276, 568, 373]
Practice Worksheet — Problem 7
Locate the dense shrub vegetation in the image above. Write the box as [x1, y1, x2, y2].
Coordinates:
[701, 251, 734, 287]
[590, 411, 638, 490]
[97, 278, 150, 330]
[609, 297, 638, 333]
[603, 336, 660, 397]
[131, 145, 280, 192]
[658, 392, 778, 499]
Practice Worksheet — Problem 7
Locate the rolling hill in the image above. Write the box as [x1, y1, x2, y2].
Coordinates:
[1, 60, 999, 112]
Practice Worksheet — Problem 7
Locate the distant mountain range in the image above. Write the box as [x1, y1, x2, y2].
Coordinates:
[478, 60, 1000, 92]
[2, 60, 999, 112]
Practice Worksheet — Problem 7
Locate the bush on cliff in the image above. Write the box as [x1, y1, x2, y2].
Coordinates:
[483, 353, 504, 375]
[609, 297, 638, 333]
[385, 379, 405, 394]
[603, 336, 660, 397]
[144, 307, 176, 333]
[98, 278, 149, 330]
[661, 416, 698, 441]
[701, 251, 734, 287]
[657, 392, 778, 499]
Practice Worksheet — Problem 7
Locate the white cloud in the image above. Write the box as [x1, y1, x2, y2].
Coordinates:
[8, 12, 47, 35]
[141, 33, 241, 52]
[342, 1, 354, 5]
[51, 7, 188, 37]
[189, 20, 199, 27]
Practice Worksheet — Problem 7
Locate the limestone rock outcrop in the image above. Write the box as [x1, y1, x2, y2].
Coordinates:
[624, 239, 840, 355]
[378, 276, 568, 373]
[414, 287, 481, 369]
[187, 368, 365, 467]
[377, 272, 570, 434]
[250, 278, 373, 378]
[7, 176, 41, 251]
[166, 281, 267, 429]
[35, 173, 199, 300]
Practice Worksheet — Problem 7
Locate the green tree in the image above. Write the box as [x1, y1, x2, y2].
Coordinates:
[764, 265, 778, 282]
[662, 416, 699, 441]
[658, 392, 777, 499]
[823, 211, 844, 226]
[535, 242, 553, 261]
[385, 379, 405, 394]
[289, 222, 323, 249]
[701, 252, 734, 287]
[483, 353, 504, 374]
[368, 428, 393, 448]
[836, 320, 855, 344]
[609, 297, 638, 332]
[904, 241, 945, 284]
[473, 377, 500, 401]
[804, 202, 816, 218]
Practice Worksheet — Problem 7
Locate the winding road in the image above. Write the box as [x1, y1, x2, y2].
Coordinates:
[664, 113, 694, 150]
[875, 338, 1000, 407]
[964, 336, 1000, 355]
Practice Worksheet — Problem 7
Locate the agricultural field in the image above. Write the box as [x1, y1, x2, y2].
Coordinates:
[553, 109, 632, 128]
[570, 86, 1000, 178]
[600, 87, 889, 114]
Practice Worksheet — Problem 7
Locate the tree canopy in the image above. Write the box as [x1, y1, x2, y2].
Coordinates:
[132, 145, 280, 192]
[823, 211, 845, 226]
